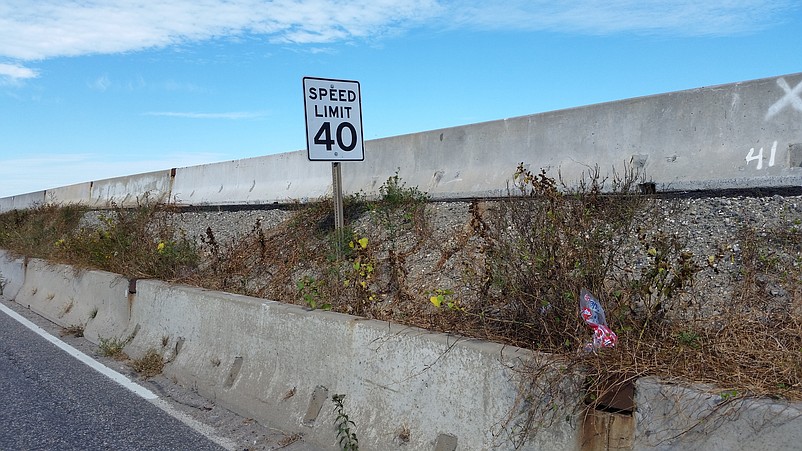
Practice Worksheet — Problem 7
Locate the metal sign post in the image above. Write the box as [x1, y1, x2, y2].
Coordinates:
[332, 161, 344, 230]
[303, 77, 364, 233]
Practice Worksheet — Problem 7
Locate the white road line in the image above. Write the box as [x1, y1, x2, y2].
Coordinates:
[0, 302, 158, 399]
[151, 399, 238, 450]
[0, 301, 238, 450]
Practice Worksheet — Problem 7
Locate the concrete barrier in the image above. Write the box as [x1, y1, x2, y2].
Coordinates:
[88, 170, 175, 208]
[47, 182, 92, 206]
[634, 377, 802, 450]
[11, 258, 130, 344]
[171, 153, 332, 205]
[0, 190, 46, 212]
[172, 72, 802, 204]
[2, 72, 800, 211]
[0, 250, 26, 300]
[122, 279, 582, 450]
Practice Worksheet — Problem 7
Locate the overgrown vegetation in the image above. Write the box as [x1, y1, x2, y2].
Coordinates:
[478, 164, 652, 352]
[1, 167, 801, 412]
[0, 199, 197, 280]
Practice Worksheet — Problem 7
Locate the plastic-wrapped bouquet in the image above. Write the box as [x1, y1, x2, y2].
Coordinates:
[579, 288, 617, 352]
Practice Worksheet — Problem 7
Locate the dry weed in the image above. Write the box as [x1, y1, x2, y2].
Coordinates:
[1, 170, 801, 406]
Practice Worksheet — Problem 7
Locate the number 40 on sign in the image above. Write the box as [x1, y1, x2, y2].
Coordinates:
[303, 77, 364, 161]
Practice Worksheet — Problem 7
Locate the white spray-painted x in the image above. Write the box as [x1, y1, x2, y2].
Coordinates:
[765, 77, 802, 120]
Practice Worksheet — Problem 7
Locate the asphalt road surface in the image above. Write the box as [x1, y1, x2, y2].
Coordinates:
[0, 304, 230, 450]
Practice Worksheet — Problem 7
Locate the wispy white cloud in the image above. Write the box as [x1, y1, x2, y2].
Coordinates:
[0, 62, 38, 83]
[0, 0, 795, 79]
[89, 74, 111, 91]
[159, 80, 206, 93]
[143, 111, 267, 119]
[87, 74, 203, 93]
[447, 0, 797, 36]
[0, 0, 440, 61]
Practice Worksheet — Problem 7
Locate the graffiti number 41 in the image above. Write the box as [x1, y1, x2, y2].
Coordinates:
[745, 141, 777, 170]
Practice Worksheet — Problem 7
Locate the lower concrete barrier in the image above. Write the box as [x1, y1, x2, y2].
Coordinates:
[0, 253, 583, 450]
[0, 250, 25, 301]
[122, 279, 582, 450]
[4, 253, 802, 450]
[634, 377, 802, 451]
[8, 256, 131, 344]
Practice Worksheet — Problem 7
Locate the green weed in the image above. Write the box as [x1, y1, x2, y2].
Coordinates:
[98, 336, 128, 360]
[719, 389, 740, 401]
[676, 329, 701, 349]
[297, 276, 330, 310]
[428, 288, 462, 311]
[332, 394, 359, 451]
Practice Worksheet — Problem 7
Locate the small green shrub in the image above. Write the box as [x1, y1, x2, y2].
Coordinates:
[340, 235, 378, 314]
[377, 171, 428, 207]
[98, 336, 128, 360]
[428, 288, 462, 311]
[332, 394, 359, 451]
[676, 329, 701, 349]
[371, 172, 429, 249]
[297, 276, 330, 310]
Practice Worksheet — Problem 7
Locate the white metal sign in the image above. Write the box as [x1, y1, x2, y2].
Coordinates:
[303, 77, 364, 161]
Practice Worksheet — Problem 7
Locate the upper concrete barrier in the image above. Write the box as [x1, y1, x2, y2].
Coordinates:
[46, 182, 92, 206]
[0, 190, 46, 212]
[177, 71, 802, 204]
[88, 170, 174, 207]
[1, 72, 800, 211]
[348, 72, 802, 197]
[171, 152, 332, 205]
[0, 172, 173, 213]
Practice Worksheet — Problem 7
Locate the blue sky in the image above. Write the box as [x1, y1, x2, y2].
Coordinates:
[1, 0, 801, 197]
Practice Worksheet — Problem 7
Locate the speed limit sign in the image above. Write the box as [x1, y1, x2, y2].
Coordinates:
[303, 77, 364, 161]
